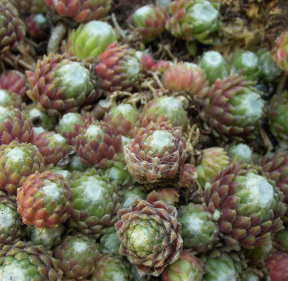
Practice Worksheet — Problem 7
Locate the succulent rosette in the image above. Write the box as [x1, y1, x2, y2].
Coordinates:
[104, 103, 141, 138]
[91, 254, 133, 281]
[62, 20, 117, 61]
[201, 75, 265, 142]
[178, 163, 198, 188]
[10, 0, 47, 15]
[269, 91, 288, 148]
[95, 42, 143, 96]
[274, 228, 288, 253]
[54, 233, 99, 280]
[166, 0, 221, 44]
[115, 192, 183, 277]
[227, 143, 253, 163]
[32, 131, 72, 166]
[179, 203, 219, 252]
[0, 241, 63, 280]
[161, 251, 204, 281]
[163, 62, 209, 99]
[0, 89, 23, 109]
[143, 96, 188, 127]
[196, 147, 230, 188]
[132, 4, 169, 43]
[120, 186, 147, 209]
[124, 121, 187, 185]
[204, 163, 286, 251]
[0, 141, 46, 195]
[73, 119, 122, 168]
[17, 171, 74, 228]
[152, 188, 180, 206]
[45, 0, 112, 22]
[0, 0, 25, 57]
[266, 253, 288, 281]
[0, 191, 25, 245]
[0, 70, 29, 99]
[100, 230, 121, 254]
[26, 53, 98, 117]
[25, 14, 50, 38]
[274, 31, 288, 74]
[68, 168, 122, 238]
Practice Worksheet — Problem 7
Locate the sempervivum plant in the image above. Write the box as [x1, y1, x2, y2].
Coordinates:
[179, 203, 219, 253]
[143, 96, 188, 128]
[161, 251, 204, 281]
[62, 20, 117, 61]
[91, 254, 133, 281]
[0, 141, 46, 195]
[68, 169, 122, 238]
[54, 233, 100, 280]
[26, 53, 98, 117]
[132, 4, 169, 43]
[0, 0, 25, 57]
[269, 91, 288, 148]
[115, 192, 183, 277]
[0, 89, 23, 109]
[166, 0, 221, 44]
[95, 42, 143, 96]
[201, 75, 265, 142]
[266, 253, 288, 281]
[103, 103, 141, 138]
[0, 241, 63, 280]
[124, 121, 187, 186]
[274, 31, 288, 74]
[0, 191, 25, 245]
[0, 70, 29, 99]
[17, 171, 74, 228]
[25, 14, 50, 38]
[10, 0, 46, 15]
[163, 62, 209, 99]
[73, 119, 122, 168]
[274, 228, 288, 253]
[32, 131, 72, 166]
[204, 162, 286, 251]
[178, 163, 198, 188]
[196, 147, 230, 188]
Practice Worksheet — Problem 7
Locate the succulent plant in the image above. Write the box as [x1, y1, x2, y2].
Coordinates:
[0, 70, 29, 99]
[178, 163, 198, 188]
[120, 186, 147, 209]
[204, 163, 286, 251]
[95, 42, 143, 96]
[274, 228, 288, 253]
[227, 143, 253, 163]
[266, 253, 288, 281]
[274, 31, 288, 74]
[152, 188, 180, 206]
[10, 0, 46, 15]
[0, 0, 25, 57]
[0, 89, 23, 109]
[68, 169, 122, 238]
[163, 62, 209, 99]
[50, 167, 72, 180]
[100, 230, 121, 254]
[124, 121, 187, 186]
[201, 75, 265, 142]
[0, 141, 46, 195]
[166, 0, 221, 44]
[132, 4, 169, 43]
[0, 241, 63, 280]
[25, 14, 50, 38]
[115, 192, 183, 277]
[68, 154, 87, 172]
[17, 171, 74, 228]
[179, 203, 219, 253]
[161, 251, 204, 281]
[54, 233, 99, 280]
[26, 53, 98, 117]
[62, 20, 117, 61]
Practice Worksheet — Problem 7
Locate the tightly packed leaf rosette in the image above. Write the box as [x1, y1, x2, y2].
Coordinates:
[269, 90, 288, 148]
[0, 0, 25, 57]
[0, 141, 46, 195]
[95, 42, 143, 96]
[10, 0, 47, 15]
[201, 75, 265, 142]
[45, 0, 112, 22]
[25, 14, 50, 38]
[204, 162, 286, 251]
[53, 233, 100, 280]
[163, 62, 209, 99]
[0, 241, 63, 280]
[17, 171, 74, 229]
[91, 254, 133, 281]
[132, 4, 169, 43]
[68, 169, 122, 238]
[274, 31, 288, 74]
[115, 192, 183, 277]
[0, 70, 29, 99]
[32, 131, 72, 166]
[0, 89, 23, 110]
[104, 103, 141, 138]
[166, 0, 221, 44]
[124, 121, 187, 185]
[73, 119, 122, 168]
[0, 191, 25, 245]
[266, 253, 288, 281]
[26, 53, 98, 117]
[178, 163, 198, 188]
